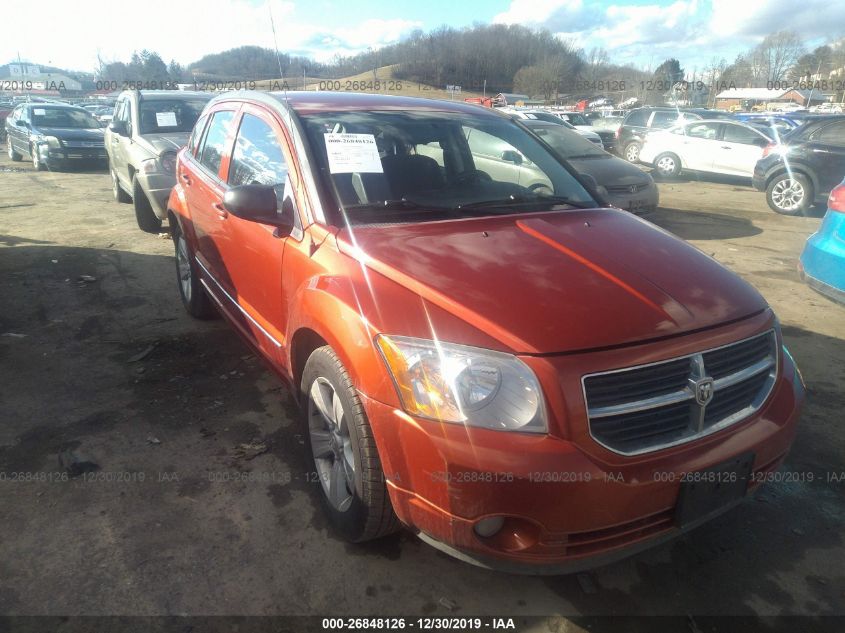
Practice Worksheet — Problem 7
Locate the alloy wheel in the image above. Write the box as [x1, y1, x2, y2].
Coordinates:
[771, 178, 805, 211]
[625, 144, 640, 162]
[175, 235, 192, 302]
[308, 377, 355, 512]
[656, 156, 676, 175]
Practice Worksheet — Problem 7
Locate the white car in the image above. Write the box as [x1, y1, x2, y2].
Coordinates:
[500, 108, 604, 147]
[639, 119, 773, 178]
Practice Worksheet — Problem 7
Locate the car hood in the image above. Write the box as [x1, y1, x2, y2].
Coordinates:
[336, 209, 767, 354]
[568, 155, 652, 187]
[138, 132, 190, 156]
[35, 127, 104, 141]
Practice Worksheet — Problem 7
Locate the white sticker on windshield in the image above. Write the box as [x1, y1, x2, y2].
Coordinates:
[33, 108, 46, 115]
[156, 112, 178, 127]
[324, 133, 383, 174]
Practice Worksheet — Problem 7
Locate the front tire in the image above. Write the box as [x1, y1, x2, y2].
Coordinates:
[111, 165, 131, 203]
[31, 145, 46, 171]
[8, 142, 22, 161]
[133, 176, 162, 233]
[301, 346, 399, 542]
[624, 142, 642, 163]
[653, 152, 681, 178]
[172, 221, 216, 319]
[767, 173, 813, 216]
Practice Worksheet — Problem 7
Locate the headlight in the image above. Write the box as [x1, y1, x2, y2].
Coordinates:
[38, 136, 61, 149]
[376, 335, 547, 433]
[142, 153, 177, 175]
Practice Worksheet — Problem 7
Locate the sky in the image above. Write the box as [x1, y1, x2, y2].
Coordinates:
[3, 0, 844, 74]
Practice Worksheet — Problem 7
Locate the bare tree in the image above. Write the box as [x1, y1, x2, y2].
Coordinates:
[752, 31, 805, 83]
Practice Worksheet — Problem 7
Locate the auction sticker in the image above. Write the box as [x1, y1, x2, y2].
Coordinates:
[324, 133, 383, 173]
[33, 108, 46, 115]
[156, 112, 178, 127]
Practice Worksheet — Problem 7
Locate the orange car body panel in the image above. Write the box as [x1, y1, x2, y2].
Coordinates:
[168, 92, 804, 572]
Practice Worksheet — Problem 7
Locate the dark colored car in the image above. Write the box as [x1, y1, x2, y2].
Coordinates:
[752, 116, 845, 215]
[522, 120, 658, 213]
[617, 107, 732, 163]
[5, 102, 106, 170]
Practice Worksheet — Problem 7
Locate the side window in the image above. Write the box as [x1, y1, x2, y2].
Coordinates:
[723, 124, 764, 145]
[197, 111, 235, 177]
[228, 113, 288, 186]
[814, 122, 845, 146]
[465, 127, 519, 160]
[187, 114, 209, 156]
[624, 110, 649, 127]
[686, 122, 721, 140]
[651, 111, 682, 129]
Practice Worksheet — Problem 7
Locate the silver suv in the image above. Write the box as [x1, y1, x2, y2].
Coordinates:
[105, 90, 211, 232]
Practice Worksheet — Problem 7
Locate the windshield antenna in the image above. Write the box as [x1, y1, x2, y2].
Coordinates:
[269, 5, 286, 98]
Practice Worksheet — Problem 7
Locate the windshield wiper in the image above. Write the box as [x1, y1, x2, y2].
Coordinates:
[344, 199, 451, 212]
[456, 195, 593, 210]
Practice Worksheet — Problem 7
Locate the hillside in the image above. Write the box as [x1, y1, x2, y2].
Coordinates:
[252, 64, 485, 101]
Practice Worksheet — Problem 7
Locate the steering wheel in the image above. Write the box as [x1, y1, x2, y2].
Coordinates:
[453, 169, 492, 187]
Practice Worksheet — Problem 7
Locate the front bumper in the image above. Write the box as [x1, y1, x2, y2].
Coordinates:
[43, 146, 107, 164]
[363, 314, 804, 573]
[606, 183, 659, 214]
[136, 171, 177, 219]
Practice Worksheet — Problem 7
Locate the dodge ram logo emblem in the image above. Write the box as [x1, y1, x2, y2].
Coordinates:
[694, 378, 714, 406]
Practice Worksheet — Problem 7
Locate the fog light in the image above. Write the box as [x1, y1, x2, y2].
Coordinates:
[473, 516, 505, 538]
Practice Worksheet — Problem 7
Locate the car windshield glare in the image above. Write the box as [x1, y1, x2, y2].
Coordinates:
[30, 108, 100, 129]
[300, 109, 596, 226]
[529, 125, 607, 158]
[138, 99, 208, 134]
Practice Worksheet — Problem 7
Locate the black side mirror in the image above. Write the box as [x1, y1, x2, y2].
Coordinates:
[501, 150, 523, 165]
[578, 173, 608, 205]
[223, 184, 291, 230]
[16, 120, 28, 128]
[109, 120, 128, 136]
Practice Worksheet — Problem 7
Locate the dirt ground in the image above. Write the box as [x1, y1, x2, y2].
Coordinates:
[0, 146, 843, 627]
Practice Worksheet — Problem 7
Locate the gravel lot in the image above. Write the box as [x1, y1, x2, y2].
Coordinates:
[0, 147, 843, 628]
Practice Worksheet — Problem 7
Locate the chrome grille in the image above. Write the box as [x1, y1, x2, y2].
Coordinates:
[606, 183, 650, 194]
[583, 330, 778, 455]
[63, 140, 104, 148]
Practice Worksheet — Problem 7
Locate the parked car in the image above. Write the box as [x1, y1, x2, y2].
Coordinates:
[521, 119, 659, 213]
[810, 103, 843, 114]
[93, 106, 114, 125]
[168, 91, 803, 573]
[617, 107, 732, 163]
[639, 119, 772, 179]
[500, 108, 604, 147]
[5, 102, 106, 170]
[550, 110, 617, 154]
[105, 90, 212, 232]
[752, 115, 845, 215]
[732, 113, 801, 140]
[774, 102, 807, 113]
[799, 179, 845, 303]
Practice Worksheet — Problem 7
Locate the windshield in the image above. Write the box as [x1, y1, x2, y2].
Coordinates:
[138, 99, 208, 134]
[300, 109, 596, 226]
[527, 124, 607, 158]
[562, 112, 589, 126]
[30, 107, 100, 129]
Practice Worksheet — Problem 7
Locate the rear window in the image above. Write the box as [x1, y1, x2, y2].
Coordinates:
[651, 111, 682, 129]
[138, 99, 209, 134]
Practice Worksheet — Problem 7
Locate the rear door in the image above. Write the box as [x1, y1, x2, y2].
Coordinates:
[808, 121, 845, 195]
[108, 97, 131, 186]
[712, 123, 770, 177]
[184, 107, 238, 284]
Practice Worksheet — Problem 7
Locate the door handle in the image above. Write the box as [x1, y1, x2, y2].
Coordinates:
[180, 173, 192, 185]
[213, 202, 228, 219]
[720, 146, 732, 149]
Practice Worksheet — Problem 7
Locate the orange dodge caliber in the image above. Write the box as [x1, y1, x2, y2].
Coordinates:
[167, 91, 804, 574]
